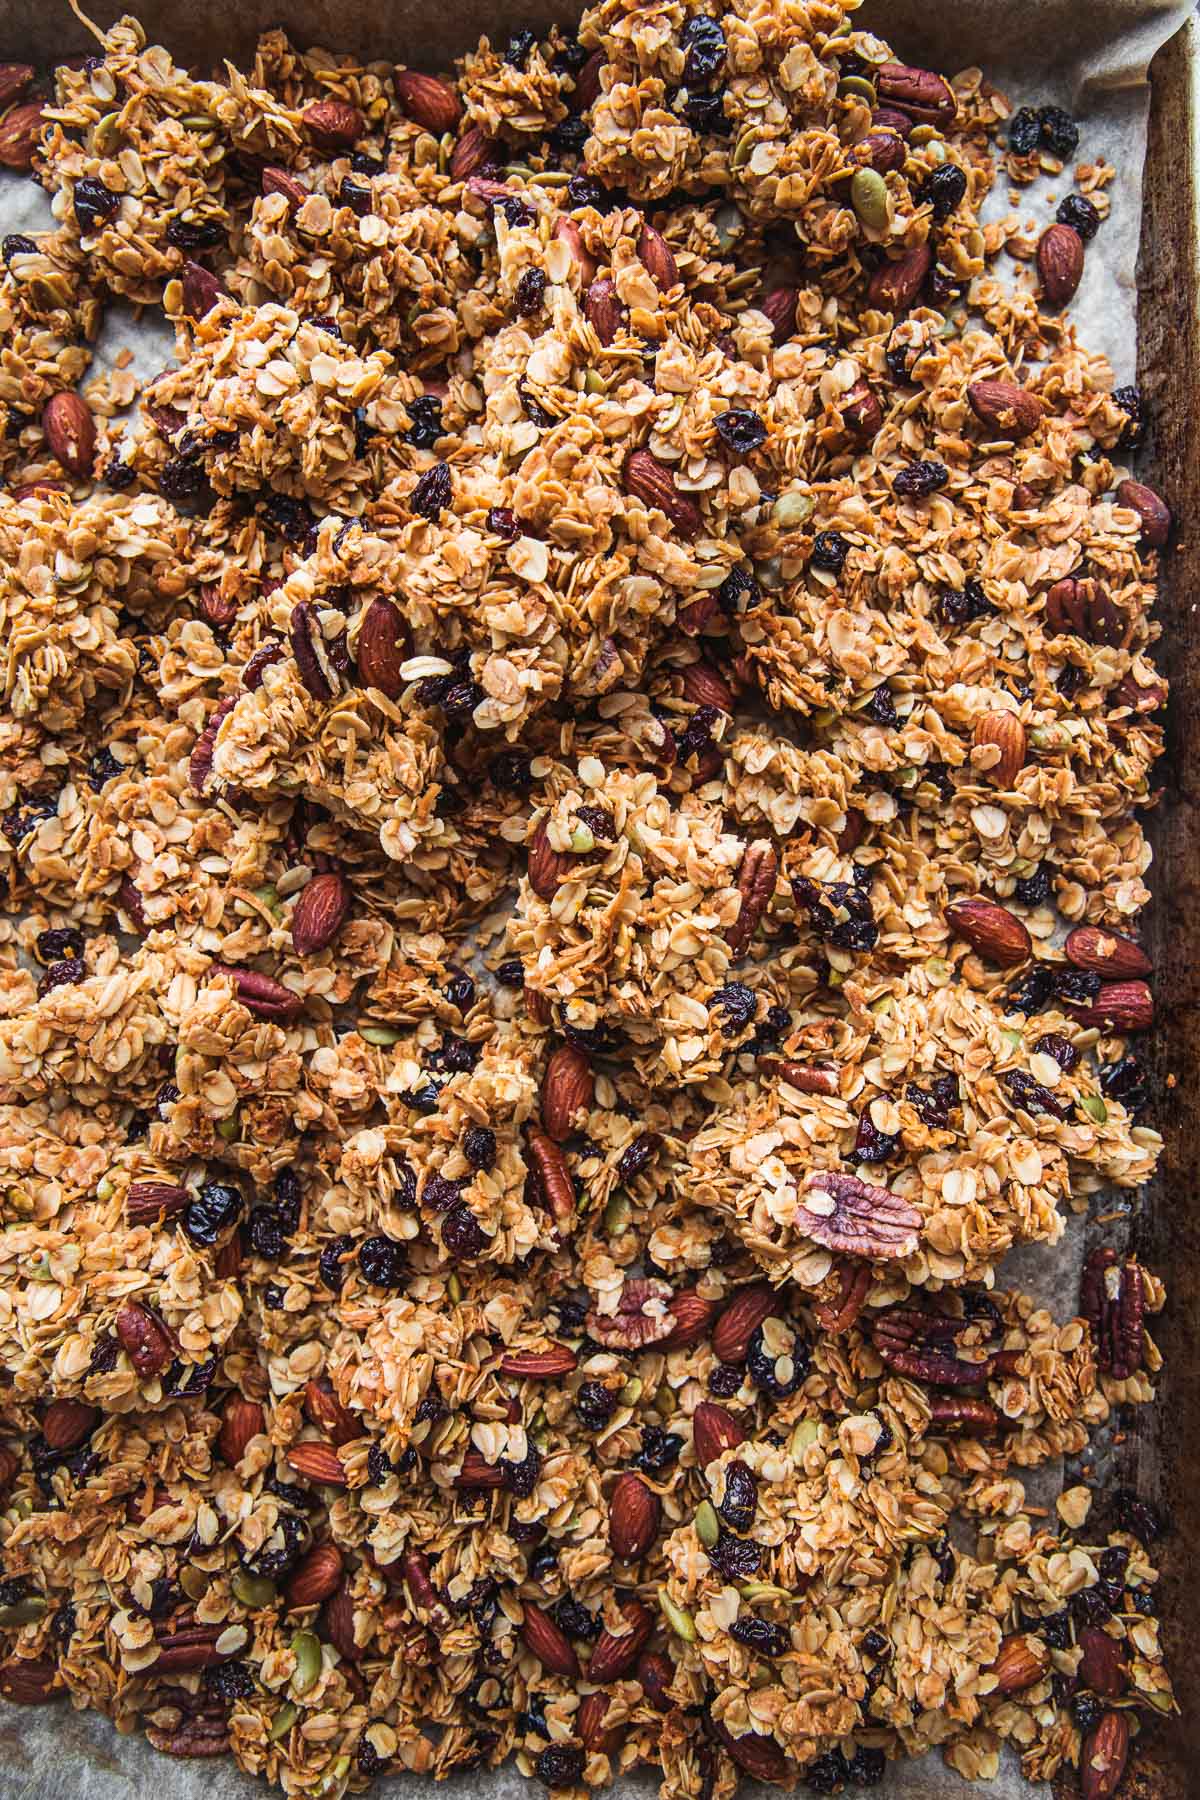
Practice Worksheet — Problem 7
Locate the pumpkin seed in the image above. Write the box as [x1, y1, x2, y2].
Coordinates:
[1079, 1095, 1108, 1123]
[95, 1175, 114, 1202]
[790, 1419, 820, 1459]
[837, 76, 877, 104]
[290, 1630, 322, 1696]
[180, 1565, 210, 1602]
[232, 1569, 278, 1608]
[269, 1702, 298, 1741]
[217, 1115, 239, 1141]
[694, 1501, 720, 1547]
[361, 1025, 403, 1045]
[603, 1192, 631, 1235]
[619, 1377, 643, 1406]
[851, 167, 889, 231]
[658, 1590, 696, 1641]
[447, 1272, 463, 1303]
[731, 128, 757, 172]
[0, 1596, 46, 1626]
[713, 204, 743, 252]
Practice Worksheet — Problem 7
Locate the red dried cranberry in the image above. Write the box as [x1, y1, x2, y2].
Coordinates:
[515, 268, 547, 315]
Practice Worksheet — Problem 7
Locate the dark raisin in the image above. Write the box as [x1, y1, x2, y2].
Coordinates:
[1014, 862, 1053, 907]
[1098, 1545, 1129, 1584]
[885, 334, 918, 385]
[1038, 105, 1080, 159]
[241, 1509, 306, 1579]
[1, 233, 36, 263]
[853, 1109, 898, 1163]
[35, 927, 83, 964]
[710, 982, 756, 1035]
[518, 380, 554, 426]
[1002, 1069, 1072, 1120]
[339, 176, 373, 216]
[1071, 1587, 1112, 1627]
[442, 969, 476, 1014]
[496, 957, 525, 987]
[1070, 1691, 1104, 1733]
[318, 1235, 354, 1292]
[551, 1596, 600, 1641]
[715, 409, 767, 455]
[425, 1171, 463, 1213]
[866, 685, 897, 727]
[261, 1283, 285, 1309]
[791, 876, 879, 952]
[565, 173, 608, 211]
[274, 1168, 302, 1228]
[616, 1133, 661, 1184]
[36, 957, 86, 998]
[429, 1035, 477, 1075]
[404, 1080, 442, 1115]
[404, 396, 443, 449]
[719, 1460, 757, 1533]
[1034, 1033, 1078, 1072]
[247, 1207, 287, 1259]
[636, 1425, 683, 1474]
[50, 1600, 76, 1645]
[528, 1544, 559, 1584]
[1007, 107, 1042, 156]
[893, 459, 948, 498]
[515, 268, 547, 316]
[747, 1321, 809, 1398]
[676, 701, 719, 766]
[73, 176, 121, 233]
[487, 506, 520, 540]
[357, 1735, 388, 1777]
[1130, 1586, 1157, 1616]
[1099, 1055, 1149, 1111]
[1007, 965, 1056, 1015]
[575, 1382, 617, 1431]
[500, 197, 536, 229]
[490, 750, 532, 790]
[1053, 967, 1101, 1006]
[862, 1628, 889, 1658]
[845, 1748, 886, 1788]
[919, 163, 967, 220]
[717, 565, 758, 615]
[1057, 194, 1100, 241]
[803, 1750, 849, 1795]
[1111, 1487, 1166, 1543]
[205, 1657, 255, 1700]
[535, 1746, 584, 1790]
[367, 1443, 398, 1484]
[905, 1074, 959, 1128]
[88, 746, 124, 791]
[502, 1445, 542, 1497]
[810, 531, 850, 574]
[88, 1333, 120, 1374]
[706, 1530, 761, 1579]
[104, 457, 136, 491]
[548, 116, 589, 158]
[158, 455, 216, 514]
[575, 804, 616, 841]
[522, 1695, 551, 1738]
[1022, 1604, 1070, 1649]
[442, 1202, 487, 1259]
[463, 1126, 497, 1171]
[681, 14, 726, 85]
[1111, 384, 1146, 450]
[729, 1616, 788, 1658]
[504, 29, 538, 68]
[183, 1181, 243, 1247]
[411, 462, 452, 520]
[679, 89, 729, 134]
[709, 1362, 743, 1397]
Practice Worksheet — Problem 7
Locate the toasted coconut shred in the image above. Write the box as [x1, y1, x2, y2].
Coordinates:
[0, 3, 1176, 1797]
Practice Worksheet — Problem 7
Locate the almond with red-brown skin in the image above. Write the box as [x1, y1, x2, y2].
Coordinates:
[680, 661, 733, 710]
[757, 1057, 840, 1096]
[636, 1650, 674, 1711]
[218, 1396, 265, 1466]
[42, 391, 95, 478]
[585, 276, 626, 346]
[712, 1285, 777, 1362]
[877, 61, 957, 122]
[868, 242, 932, 312]
[355, 597, 408, 698]
[944, 897, 1032, 968]
[989, 1632, 1049, 1694]
[663, 1289, 718, 1348]
[215, 1236, 242, 1281]
[692, 1401, 747, 1466]
[209, 963, 303, 1023]
[1065, 926, 1151, 980]
[854, 128, 906, 173]
[9, 480, 68, 500]
[841, 379, 882, 439]
[1065, 980, 1154, 1033]
[762, 286, 798, 344]
[303, 99, 363, 149]
[499, 1345, 579, 1377]
[0, 1658, 58, 1704]
[608, 1473, 660, 1561]
[0, 65, 33, 108]
[526, 1127, 576, 1226]
[126, 1180, 191, 1226]
[323, 1582, 361, 1660]
[116, 1302, 173, 1377]
[394, 70, 461, 133]
[286, 1542, 344, 1610]
[525, 984, 553, 1026]
[1079, 1709, 1129, 1800]
[1037, 222, 1084, 305]
[552, 216, 596, 285]
[973, 712, 1027, 787]
[712, 1721, 790, 1783]
[1116, 477, 1171, 548]
[541, 1042, 594, 1141]
[304, 1377, 359, 1447]
[521, 1601, 580, 1677]
[286, 1441, 349, 1487]
[1078, 1626, 1127, 1698]
[43, 1399, 99, 1451]
[726, 839, 778, 958]
[1044, 575, 1126, 645]
[1113, 671, 1167, 716]
[455, 1448, 505, 1489]
[638, 222, 678, 290]
[623, 448, 703, 538]
[262, 166, 307, 210]
[573, 50, 605, 112]
[528, 820, 572, 900]
[0, 1445, 18, 1491]
[181, 261, 223, 319]
[291, 871, 351, 956]
[967, 380, 1043, 440]
[450, 124, 497, 180]
[577, 1690, 621, 1754]
[586, 1599, 653, 1683]
[0, 101, 44, 171]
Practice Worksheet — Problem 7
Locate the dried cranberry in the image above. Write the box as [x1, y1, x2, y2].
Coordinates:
[35, 927, 82, 964]
[715, 409, 767, 455]
[1034, 1033, 1078, 1072]
[1112, 385, 1146, 450]
[845, 1748, 886, 1788]
[241, 1509, 306, 1579]
[893, 459, 948, 498]
[515, 268, 547, 316]
[1057, 193, 1100, 241]
[404, 395, 443, 448]
[1100, 1055, 1149, 1111]
[810, 531, 850, 574]
[318, 1234, 354, 1292]
[411, 462, 452, 520]
[248, 1207, 287, 1259]
[719, 1460, 757, 1533]
[636, 1426, 683, 1474]
[803, 1751, 849, 1795]
[1070, 1691, 1104, 1733]
[183, 1181, 243, 1247]
[866, 684, 897, 727]
[791, 876, 879, 952]
[565, 173, 608, 210]
[88, 746, 124, 790]
[442, 1202, 487, 1259]
[1002, 1070, 1072, 1120]
[158, 455, 216, 514]
[1038, 105, 1080, 158]
[73, 177, 121, 233]
[499, 197, 536, 229]
[747, 1321, 808, 1397]
[535, 1746, 584, 1789]
[1111, 1487, 1166, 1543]
[575, 1382, 616, 1431]
[548, 116, 589, 157]
[919, 164, 967, 220]
[616, 1133, 661, 1184]
[853, 1109, 898, 1163]
[463, 1126, 497, 1170]
[710, 982, 756, 1035]
[487, 506, 520, 540]
[905, 1074, 959, 1128]
[706, 1530, 761, 1580]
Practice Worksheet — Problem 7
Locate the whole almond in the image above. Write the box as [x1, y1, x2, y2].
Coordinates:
[586, 1598, 654, 1683]
[262, 166, 308, 210]
[638, 222, 678, 290]
[967, 379, 1043, 440]
[574, 50, 604, 112]
[680, 661, 733, 710]
[218, 1395, 265, 1465]
[303, 99, 363, 149]
[541, 1042, 594, 1141]
[577, 1690, 621, 1753]
[664, 1289, 719, 1348]
[126, 1180, 191, 1226]
[499, 1344, 579, 1377]
[0, 65, 33, 109]
[1079, 1709, 1129, 1800]
[0, 1658, 58, 1704]
[291, 871, 351, 956]
[394, 70, 461, 134]
[944, 897, 1032, 968]
[0, 1446, 18, 1491]
[1078, 1626, 1127, 1698]
[355, 596, 408, 698]
[693, 1400, 747, 1465]
[42, 1399, 99, 1452]
[552, 216, 596, 285]
[528, 820, 572, 900]
[42, 391, 96, 478]
[726, 839, 778, 958]
[877, 61, 957, 122]
[636, 1650, 674, 1710]
[0, 100, 44, 171]
[712, 1721, 790, 1783]
[973, 712, 1026, 787]
[450, 124, 497, 181]
[1065, 979, 1153, 1033]
[1115, 477, 1171, 549]
[585, 276, 626, 346]
[323, 1581, 361, 1661]
[286, 1441, 349, 1487]
[115, 1302, 174, 1377]
[841, 378, 882, 439]
[285, 1542, 344, 1609]
[868, 242, 932, 312]
[762, 286, 798, 344]
[303, 1377, 359, 1447]
[1065, 926, 1151, 980]
[181, 260, 223, 319]
[989, 1632, 1049, 1694]
[1037, 222, 1084, 306]
[520, 1600, 580, 1678]
[608, 1472, 660, 1561]
[623, 448, 704, 537]
[712, 1284, 778, 1363]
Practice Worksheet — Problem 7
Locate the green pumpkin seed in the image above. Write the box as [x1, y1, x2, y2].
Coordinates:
[851, 167, 889, 232]
[603, 1192, 631, 1236]
[731, 128, 757, 172]
[503, 164, 533, 180]
[658, 1590, 696, 1641]
[738, 1581, 796, 1604]
[584, 369, 607, 395]
[789, 1419, 819, 1459]
[232, 1569, 278, 1608]
[447, 1272, 463, 1303]
[180, 1566, 210, 1602]
[772, 490, 814, 529]
[837, 76, 877, 104]
[0, 1596, 46, 1626]
[92, 113, 124, 153]
[361, 1025, 403, 1045]
[656, 1384, 677, 1418]
[217, 1115, 239, 1141]
[569, 823, 596, 853]
[529, 170, 571, 188]
[694, 1501, 720, 1547]
[290, 1630, 322, 1696]
[269, 1702, 299, 1741]
[95, 1175, 114, 1202]
[713, 204, 743, 252]
[1079, 1095, 1108, 1123]
[619, 1377, 643, 1407]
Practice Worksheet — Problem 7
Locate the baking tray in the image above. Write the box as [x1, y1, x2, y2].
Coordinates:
[0, 1, 1196, 1796]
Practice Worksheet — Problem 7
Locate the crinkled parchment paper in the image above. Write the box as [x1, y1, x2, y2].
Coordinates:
[0, 0, 1192, 1792]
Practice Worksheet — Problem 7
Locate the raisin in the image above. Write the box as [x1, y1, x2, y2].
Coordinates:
[905, 1074, 959, 1128]
[1112, 385, 1146, 450]
[487, 506, 520, 540]
[241, 1509, 306, 1579]
[575, 1382, 616, 1431]
[158, 456, 216, 514]
[1099, 1055, 1149, 1111]
[35, 927, 83, 964]
[463, 1126, 497, 1170]
[1130, 1586, 1157, 1616]
[536, 1746, 584, 1789]
[442, 1202, 487, 1259]
[247, 1207, 287, 1259]
[919, 164, 967, 220]
[893, 459, 948, 498]
[845, 1748, 886, 1788]
[1071, 1587, 1111, 1627]
[551, 1596, 600, 1641]
[866, 685, 897, 727]
[183, 1181, 243, 1247]
[680, 90, 729, 134]
[710, 982, 756, 1035]
[862, 1628, 889, 1659]
[1002, 1069, 1072, 1120]
[318, 1235, 354, 1292]
[1007, 965, 1056, 1015]
[1008, 107, 1042, 155]
[1, 233, 36, 263]
[73, 176, 121, 233]
[338, 175, 373, 216]
[747, 1321, 808, 1397]
[717, 565, 759, 615]
[515, 268, 546, 316]
[1111, 1487, 1166, 1543]
[1057, 194, 1100, 241]
[36, 957, 86, 998]
[1014, 862, 1053, 907]
[490, 750, 532, 790]
[715, 409, 767, 454]
[1026, 1605, 1071, 1649]
[1054, 967, 1101, 1006]
[357, 1735, 388, 1777]
[367, 1444, 398, 1484]
[502, 1445, 542, 1497]
[853, 1109, 898, 1163]
[404, 395, 443, 448]
[719, 1460, 757, 1533]
[575, 803, 616, 841]
[548, 116, 589, 158]
[616, 1133, 661, 1184]
[1034, 1033, 1078, 1072]
[810, 530, 850, 574]
[205, 1658, 255, 1700]
[636, 1425, 683, 1474]
[411, 462, 452, 520]
[504, 29, 538, 68]
[1039, 105, 1080, 159]
[706, 1530, 761, 1579]
[500, 197, 536, 229]
[803, 1752, 849, 1794]
[682, 15, 726, 86]
[1070, 1691, 1104, 1733]
[495, 957, 525, 987]
[88, 746, 124, 791]
[729, 1616, 788, 1657]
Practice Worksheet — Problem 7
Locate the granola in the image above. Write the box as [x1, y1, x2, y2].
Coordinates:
[0, 5, 1175, 1799]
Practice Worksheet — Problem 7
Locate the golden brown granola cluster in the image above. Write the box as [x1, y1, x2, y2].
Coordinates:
[0, 5, 1175, 1798]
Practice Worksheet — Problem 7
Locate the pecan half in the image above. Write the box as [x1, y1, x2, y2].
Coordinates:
[290, 601, 334, 701]
[146, 1695, 231, 1758]
[586, 1277, 675, 1350]
[189, 695, 237, 795]
[811, 1261, 871, 1335]
[208, 963, 303, 1023]
[757, 1057, 840, 1096]
[799, 1172, 922, 1260]
[526, 1127, 575, 1228]
[726, 838, 778, 957]
[1044, 575, 1125, 646]
[1081, 1248, 1146, 1379]
[927, 1395, 999, 1433]
[153, 1618, 224, 1673]
[876, 61, 957, 122]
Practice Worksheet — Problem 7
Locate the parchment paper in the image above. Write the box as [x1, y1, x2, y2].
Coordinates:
[0, 0, 1192, 1793]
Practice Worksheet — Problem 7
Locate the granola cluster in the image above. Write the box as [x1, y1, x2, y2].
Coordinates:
[0, 5, 1175, 1799]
